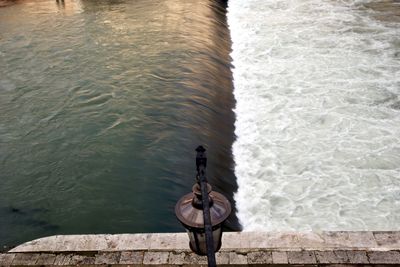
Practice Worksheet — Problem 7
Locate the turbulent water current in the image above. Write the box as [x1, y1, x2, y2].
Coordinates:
[228, 0, 400, 231]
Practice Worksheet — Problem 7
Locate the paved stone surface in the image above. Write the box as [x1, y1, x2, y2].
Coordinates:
[35, 253, 56, 265]
[120, 251, 144, 264]
[347, 250, 369, 264]
[229, 252, 247, 265]
[4, 231, 400, 266]
[216, 252, 230, 265]
[59, 254, 75, 266]
[0, 254, 15, 266]
[249, 232, 301, 248]
[320, 232, 351, 248]
[168, 251, 186, 265]
[347, 232, 377, 248]
[143, 251, 169, 265]
[2, 250, 400, 265]
[95, 252, 120, 265]
[368, 251, 400, 264]
[184, 253, 207, 265]
[222, 232, 249, 249]
[272, 251, 288, 264]
[11, 253, 40, 265]
[374, 232, 400, 248]
[149, 233, 181, 250]
[247, 251, 272, 264]
[321, 231, 377, 248]
[10, 231, 400, 253]
[297, 232, 326, 248]
[53, 254, 66, 265]
[287, 251, 317, 264]
[113, 234, 152, 251]
[70, 254, 95, 265]
[315, 250, 348, 264]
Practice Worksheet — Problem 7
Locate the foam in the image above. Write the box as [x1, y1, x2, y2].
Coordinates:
[227, 0, 400, 231]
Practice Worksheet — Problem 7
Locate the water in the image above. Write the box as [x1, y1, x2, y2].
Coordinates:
[2, 0, 399, 249]
[0, 0, 240, 248]
[228, 0, 400, 231]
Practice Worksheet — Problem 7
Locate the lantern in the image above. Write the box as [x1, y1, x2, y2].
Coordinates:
[175, 177, 231, 255]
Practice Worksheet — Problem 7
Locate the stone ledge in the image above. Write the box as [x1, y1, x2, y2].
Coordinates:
[10, 231, 400, 253]
[1, 231, 400, 266]
[2, 249, 400, 266]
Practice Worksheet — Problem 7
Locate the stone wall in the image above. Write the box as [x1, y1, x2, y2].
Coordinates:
[1, 231, 400, 266]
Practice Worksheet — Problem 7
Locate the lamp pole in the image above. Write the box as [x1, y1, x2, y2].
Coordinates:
[175, 146, 231, 267]
[196, 146, 216, 267]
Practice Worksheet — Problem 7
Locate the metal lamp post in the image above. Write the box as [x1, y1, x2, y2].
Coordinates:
[175, 146, 231, 267]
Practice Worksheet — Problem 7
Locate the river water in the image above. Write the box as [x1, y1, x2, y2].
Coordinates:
[229, 0, 400, 231]
[0, 0, 239, 248]
[1, 0, 399, 250]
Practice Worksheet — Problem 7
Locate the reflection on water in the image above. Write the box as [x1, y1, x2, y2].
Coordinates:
[0, 0, 239, 248]
[0, 0, 82, 14]
[55, 0, 83, 15]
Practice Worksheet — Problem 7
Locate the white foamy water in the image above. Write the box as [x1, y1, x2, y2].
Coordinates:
[228, 0, 400, 231]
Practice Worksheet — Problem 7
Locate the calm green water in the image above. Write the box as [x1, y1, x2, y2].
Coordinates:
[0, 0, 238, 248]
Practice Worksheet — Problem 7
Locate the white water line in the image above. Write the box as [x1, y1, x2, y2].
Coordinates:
[227, 0, 400, 231]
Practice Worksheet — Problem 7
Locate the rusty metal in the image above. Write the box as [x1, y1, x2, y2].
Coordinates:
[175, 184, 231, 229]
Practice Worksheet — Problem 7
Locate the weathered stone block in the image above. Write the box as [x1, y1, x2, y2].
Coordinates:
[321, 231, 377, 248]
[143, 251, 169, 265]
[10, 236, 59, 253]
[297, 232, 326, 248]
[183, 252, 207, 265]
[222, 232, 250, 249]
[229, 252, 247, 265]
[272, 251, 288, 264]
[35, 253, 56, 265]
[346, 250, 369, 264]
[112, 234, 151, 251]
[70, 254, 95, 265]
[168, 251, 186, 265]
[95, 252, 120, 265]
[175, 234, 190, 250]
[347, 231, 377, 247]
[215, 252, 229, 265]
[60, 254, 76, 266]
[55, 235, 108, 252]
[247, 251, 272, 264]
[119, 251, 143, 265]
[320, 231, 376, 248]
[320, 232, 349, 247]
[287, 251, 317, 264]
[315, 250, 348, 264]
[249, 232, 300, 248]
[0, 253, 16, 266]
[148, 233, 189, 251]
[374, 231, 400, 248]
[11, 253, 40, 266]
[149, 233, 176, 250]
[53, 254, 67, 266]
[368, 250, 400, 264]
[322, 265, 360, 267]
